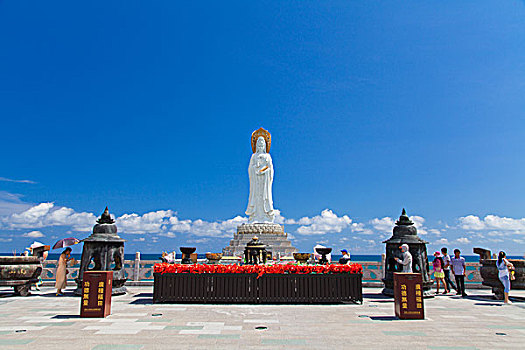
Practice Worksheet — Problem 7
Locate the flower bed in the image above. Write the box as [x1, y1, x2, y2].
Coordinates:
[153, 263, 363, 304]
[154, 263, 363, 277]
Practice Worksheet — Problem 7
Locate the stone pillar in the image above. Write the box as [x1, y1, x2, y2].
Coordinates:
[134, 252, 141, 281]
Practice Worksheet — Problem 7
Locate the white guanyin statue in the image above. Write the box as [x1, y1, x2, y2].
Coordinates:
[245, 128, 275, 223]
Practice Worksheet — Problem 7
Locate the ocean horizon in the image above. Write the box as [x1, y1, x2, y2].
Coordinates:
[2, 253, 521, 263]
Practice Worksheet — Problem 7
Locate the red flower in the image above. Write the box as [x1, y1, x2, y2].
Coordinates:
[154, 263, 363, 276]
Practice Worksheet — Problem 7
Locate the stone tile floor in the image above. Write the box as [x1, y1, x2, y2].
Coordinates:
[1, 286, 524, 349]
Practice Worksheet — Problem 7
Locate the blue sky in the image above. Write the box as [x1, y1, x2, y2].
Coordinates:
[1, 1, 525, 256]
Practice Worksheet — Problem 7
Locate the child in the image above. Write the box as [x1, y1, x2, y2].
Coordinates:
[432, 252, 449, 294]
[450, 248, 467, 297]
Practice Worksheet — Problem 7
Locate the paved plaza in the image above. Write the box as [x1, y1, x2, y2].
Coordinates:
[1, 286, 524, 349]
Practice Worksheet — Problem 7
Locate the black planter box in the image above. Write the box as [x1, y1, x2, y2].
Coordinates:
[153, 272, 362, 304]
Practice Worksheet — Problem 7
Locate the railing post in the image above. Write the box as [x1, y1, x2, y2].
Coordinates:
[134, 252, 141, 281]
[381, 253, 386, 279]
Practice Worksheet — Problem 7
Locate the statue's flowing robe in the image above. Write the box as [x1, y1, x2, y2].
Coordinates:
[246, 152, 274, 223]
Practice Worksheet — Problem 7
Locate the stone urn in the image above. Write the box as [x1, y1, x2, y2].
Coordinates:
[244, 236, 268, 265]
[205, 253, 223, 264]
[474, 248, 525, 299]
[180, 247, 196, 264]
[0, 256, 43, 296]
[293, 253, 311, 264]
[315, 247, 332, 265]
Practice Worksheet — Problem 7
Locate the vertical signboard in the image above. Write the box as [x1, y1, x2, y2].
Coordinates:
[80, 271, 113, 318]
[394, 272, 424, 320]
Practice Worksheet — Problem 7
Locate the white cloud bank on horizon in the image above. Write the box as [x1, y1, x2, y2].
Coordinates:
[2, 202, 525, 254]
[1, 204, 376, 238]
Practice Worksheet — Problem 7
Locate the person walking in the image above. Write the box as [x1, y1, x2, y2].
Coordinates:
[395, 244, 413, 273]
[450, 249, 467, 297]
[497, 251, 514, 304]
[441, 247, 457, 293]
[55, 247, 72, 296]
[432, 252, 449, 294]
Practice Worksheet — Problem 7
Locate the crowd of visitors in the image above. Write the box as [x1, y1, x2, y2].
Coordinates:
[428, 246, 515, 303]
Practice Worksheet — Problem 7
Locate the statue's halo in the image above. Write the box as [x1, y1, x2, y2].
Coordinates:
[251, 127, 271, 153]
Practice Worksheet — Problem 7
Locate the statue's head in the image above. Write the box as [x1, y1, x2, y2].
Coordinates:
[256, 136, 266, 153]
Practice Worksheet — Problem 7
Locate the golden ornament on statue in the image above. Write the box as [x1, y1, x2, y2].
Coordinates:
[251, 127, 271, 153]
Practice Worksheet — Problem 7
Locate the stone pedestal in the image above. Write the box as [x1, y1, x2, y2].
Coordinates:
[223, 223, 296, 257]
[382, 209, 433, 297]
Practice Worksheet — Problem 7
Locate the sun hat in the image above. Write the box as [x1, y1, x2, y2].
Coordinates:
[341, 249, 348, 253]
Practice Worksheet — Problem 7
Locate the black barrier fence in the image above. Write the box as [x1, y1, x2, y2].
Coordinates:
[153, 272, 362, 304]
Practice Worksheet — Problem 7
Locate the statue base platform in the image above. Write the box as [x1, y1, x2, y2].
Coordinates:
[222, 223, 296, 257]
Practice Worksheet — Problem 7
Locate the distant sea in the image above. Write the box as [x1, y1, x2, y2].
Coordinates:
[2, 253, 521, 262]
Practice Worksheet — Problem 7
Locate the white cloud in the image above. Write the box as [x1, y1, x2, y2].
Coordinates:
[434, 238, 449, 245]
[187, 216, 247, 237]
[411, 215, 427, 235]
[188, 238, 210, 244]
[294, 209, 353, 235]
[0, 177, 36, 184]
[455, 237, 471, 244]
[0, 238, 12, 242]
[458, 215, 487, 230]
[160, 232, 176, 238]
[1, 203, 96, 231]
[458, 215, 525, 233]
[23, 230, 44, 238]
[118, 210, 175, 234]
[370, 217, 394, 233]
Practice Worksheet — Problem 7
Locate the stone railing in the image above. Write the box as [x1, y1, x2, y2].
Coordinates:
[40, 257, 484, 287]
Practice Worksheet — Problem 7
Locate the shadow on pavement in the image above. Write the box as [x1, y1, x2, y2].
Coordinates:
[363, 292, 393, 303]
[133, 292, 153, 298]
[130, 298, 153, 305]
[369, 316, 398, 321]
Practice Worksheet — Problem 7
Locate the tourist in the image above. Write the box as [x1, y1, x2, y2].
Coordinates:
[441, 247, 457, 292]
[29, 245, 48, 291]
[450, 249, 467, 297]
[432, 252, 449, 294]
[497, 251, 514, 304]
[339, 249, 351, 264]
[395, 244, 413, 273]
[55, 247, 72, 296]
